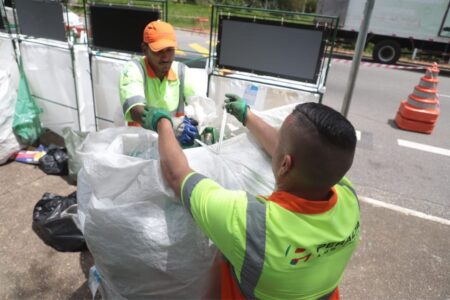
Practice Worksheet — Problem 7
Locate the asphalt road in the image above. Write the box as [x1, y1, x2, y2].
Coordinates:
[323, 63, 450, 220]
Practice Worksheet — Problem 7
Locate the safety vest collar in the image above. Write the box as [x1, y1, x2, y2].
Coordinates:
[143, 57, 177, 81]
[264, 188, 337, 214]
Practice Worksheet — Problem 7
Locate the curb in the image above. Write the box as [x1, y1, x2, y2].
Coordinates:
[331, 52, 450, 76]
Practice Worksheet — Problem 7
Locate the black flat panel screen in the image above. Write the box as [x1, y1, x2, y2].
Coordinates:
[217, 16, 326, 83]
[15, 0, 66, 41]
[90, 4, 160, 53]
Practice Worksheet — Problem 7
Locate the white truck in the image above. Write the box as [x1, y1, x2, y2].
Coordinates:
[316, 0, 450, 64]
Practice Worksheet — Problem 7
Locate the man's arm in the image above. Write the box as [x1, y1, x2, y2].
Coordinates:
[224, 94, 278, 157]
[157, 118, 193, 197]
[119, 61, 146, 122]
[245, 110, 278, 158]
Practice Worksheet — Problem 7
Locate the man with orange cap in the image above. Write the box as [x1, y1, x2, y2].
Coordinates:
[119, 20, 200, 147]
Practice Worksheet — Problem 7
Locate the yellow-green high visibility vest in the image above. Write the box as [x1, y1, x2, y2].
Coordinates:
[181, 173, 360, 299]
[119, 57, 196, 121]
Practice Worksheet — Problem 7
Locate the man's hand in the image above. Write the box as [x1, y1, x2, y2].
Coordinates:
[141, 106, 172, 131]
[176, 117, 199, 147]
[224, 93, 248, 125]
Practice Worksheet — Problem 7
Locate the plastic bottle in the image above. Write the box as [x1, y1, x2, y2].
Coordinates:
[243, 84, 259, 107]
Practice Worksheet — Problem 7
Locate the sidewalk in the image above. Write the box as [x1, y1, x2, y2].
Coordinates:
[0, 160, 449, 299]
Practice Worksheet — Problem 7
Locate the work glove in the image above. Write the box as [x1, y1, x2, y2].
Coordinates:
[176, 117, 199, 147]
[224, 93, 248, 125]
[141, 106, 172, 131]
[200, 127, 219, 145]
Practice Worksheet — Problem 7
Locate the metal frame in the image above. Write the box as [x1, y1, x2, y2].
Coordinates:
[82, 0, 167, 129]
[0, 2, 6, 32]
[207, 4, 339, 103]
[9, 0, 83, 132]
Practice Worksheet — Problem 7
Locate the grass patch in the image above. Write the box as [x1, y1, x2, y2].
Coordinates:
[168, 3, 211, 29]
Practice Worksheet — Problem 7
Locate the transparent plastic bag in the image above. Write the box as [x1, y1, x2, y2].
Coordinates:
[62, 127, 89, 183]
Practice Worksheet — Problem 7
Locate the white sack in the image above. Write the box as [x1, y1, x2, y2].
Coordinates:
[73, 45, 96, 132]
[0, 37, 21, 164]
[20, 41, 80, 135]
[77, 104, 297, 299]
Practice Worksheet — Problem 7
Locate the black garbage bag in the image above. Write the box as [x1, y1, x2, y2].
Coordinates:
[38, 145, 68, 175]
[32, 191, 87, 252]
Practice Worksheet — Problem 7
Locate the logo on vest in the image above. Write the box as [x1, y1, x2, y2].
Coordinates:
[285, 245, 312, 265]
[316, 221, 360, 257]
[285, 221, 360, 265]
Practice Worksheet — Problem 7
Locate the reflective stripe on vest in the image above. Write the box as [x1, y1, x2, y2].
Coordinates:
[182, 173, 206, 215]
[182, 175, 267, 298]
[131, 59, 147, 88]
[177, 63, 186, 117]
[122, 95, 146, 115]
[124, 59, 186, 116]
[239, 193, 267, 299]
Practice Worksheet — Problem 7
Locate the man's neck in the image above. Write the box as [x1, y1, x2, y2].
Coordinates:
[156, 71, 166, 81]
[276, 184, 332, 201]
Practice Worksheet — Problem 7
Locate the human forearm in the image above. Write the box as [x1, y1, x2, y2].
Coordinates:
[245, 110, 278, 157]
[224, 94, 278, 157]
[157, 119, 193, 198]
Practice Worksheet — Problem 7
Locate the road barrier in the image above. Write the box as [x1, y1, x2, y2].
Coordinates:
[331, 58, 427, 70]
[394, 63, 440, 134]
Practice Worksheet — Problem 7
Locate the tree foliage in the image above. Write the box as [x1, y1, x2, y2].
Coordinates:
[183, 0, 317, 13]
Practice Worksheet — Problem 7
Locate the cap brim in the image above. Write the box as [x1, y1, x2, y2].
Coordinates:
[148, 39, 177, 52]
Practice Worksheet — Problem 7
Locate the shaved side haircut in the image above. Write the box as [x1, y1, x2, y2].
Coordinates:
[292, 103, 357, 151]
[287, 102, 357, 190]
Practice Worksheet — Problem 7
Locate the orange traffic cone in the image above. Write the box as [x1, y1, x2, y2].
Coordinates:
[394, 63, 440, 134]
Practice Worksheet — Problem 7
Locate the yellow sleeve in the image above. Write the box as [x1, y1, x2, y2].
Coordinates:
[119, 61, 146, 121]
[181, 172, 247, 263]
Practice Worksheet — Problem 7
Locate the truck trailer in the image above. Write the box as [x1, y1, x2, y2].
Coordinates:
[316, 0, 450, 64]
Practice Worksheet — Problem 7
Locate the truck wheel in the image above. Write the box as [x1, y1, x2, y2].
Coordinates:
[372, 40, 401, 64]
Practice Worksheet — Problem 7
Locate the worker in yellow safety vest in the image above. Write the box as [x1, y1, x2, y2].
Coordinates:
[147, 94, 360, 299]
[119, 20, 200, 147]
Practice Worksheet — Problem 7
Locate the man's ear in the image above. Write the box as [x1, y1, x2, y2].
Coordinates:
[278, 154, 292, 177]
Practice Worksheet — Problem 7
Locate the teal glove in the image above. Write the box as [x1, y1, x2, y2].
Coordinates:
[141, 106, 172, 131]
[200, 127, 219, 145]
[224, 93, 248, 125]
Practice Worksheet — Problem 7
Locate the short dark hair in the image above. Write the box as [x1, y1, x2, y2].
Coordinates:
[292, 102, 356, 151]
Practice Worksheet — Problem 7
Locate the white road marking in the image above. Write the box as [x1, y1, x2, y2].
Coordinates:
[356, 130, 361, 141]
[360, 196, 450, 226]
[438, 93, 450, 99]
[397, 139, 450, 157]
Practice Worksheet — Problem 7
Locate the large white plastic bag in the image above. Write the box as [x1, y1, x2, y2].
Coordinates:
[77, 104, 295, 299]
[0, 40, 21, 164]
[77, 127, 218, 299]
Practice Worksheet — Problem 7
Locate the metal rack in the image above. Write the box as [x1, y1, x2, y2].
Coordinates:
[5, 0, 84, 132]
[207, 4, 339, 103]
[82, 0, 167, 129]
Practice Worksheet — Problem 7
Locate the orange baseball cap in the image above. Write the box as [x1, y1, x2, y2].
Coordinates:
[143, 21, 177, 52]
